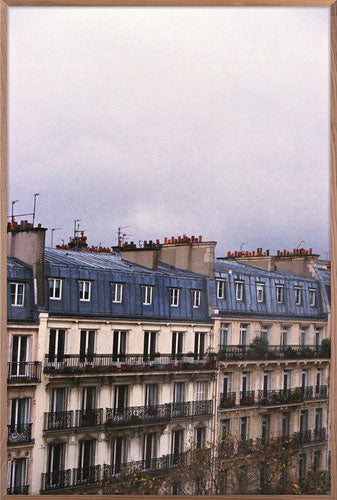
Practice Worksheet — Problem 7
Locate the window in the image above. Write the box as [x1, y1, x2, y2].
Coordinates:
[299, 453, 307, 480]
[195, 381, 208, 401]
[262, 372, 271, 394]
[282, 412, 290, 438]
[315, 328, 322, 346]
[143, 433, 156, 469]
[112, 283, 123, 303]
[261, 414, 270, 442]
[80, 330, 95, 363]
[7, 458, 28, 493]
[256, 283, 265, 303]
[8, 399, 31, 443]
[309, 288, 316, 306]
[240, 416, 248, 439]
[192, 290, 201, 308]
[48, 329, 65, 363]
[169, 288, 180, 307]
[47, 443, 65, 486]
[194, 332, 206, 359]
[195, 427, 206, 449]
[48, 278, 62, 300]
[239, 324, 249, 345]
[315, 369, 324, 394]
[220, 323, 231, 346]
[172, 332, 184, 356]
[283, 371, 291, 391]
[281, 326, 290, 346]
[113, 331, 127, 361]
[10, 283, 25, 306]
[141, 286, 153, 305]
[260, 325, 270, 343]
[235, 281, 244, 301]
[173, 383, 185, 417]
[216, 279, 226, 299]
[301, 370, 309, 389]
[78, 440, 95, 480]
[114, 385, 128, 414]
[313, 451, 321, 470]
[223, 373, 232, 396]
[145, 384, 158, 407]
[276, 285, 284, 303]
[295, 287, 302, 305]
[300, 410, 309, 433]
[315, 408, 323, 433]
[221, 419, 231, 437]
[300, 327, 308, 346]
[241, 372, 250, 393]
[112, 436, 126, 473]
[143, 331, 157, 359]
[10, 335, 31, 377]
[171, 429, 184, 456]
[50, 388, 66, 429]
[78, 281, 91, 301]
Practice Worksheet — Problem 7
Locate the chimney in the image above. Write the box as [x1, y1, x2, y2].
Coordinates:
[7, 222, 47, 306]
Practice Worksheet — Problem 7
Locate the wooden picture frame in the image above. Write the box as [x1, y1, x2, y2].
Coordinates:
[1, 2, 336, 499]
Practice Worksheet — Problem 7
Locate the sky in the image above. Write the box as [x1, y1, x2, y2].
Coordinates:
[8, 7, 330, 258]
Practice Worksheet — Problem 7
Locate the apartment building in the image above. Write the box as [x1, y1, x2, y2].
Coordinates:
[6, 225, 331, 495]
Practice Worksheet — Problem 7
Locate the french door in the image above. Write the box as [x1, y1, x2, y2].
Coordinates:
[11, 336, 30, 376]
[80, 330, 95, 363]
[48, 330, 65, 363]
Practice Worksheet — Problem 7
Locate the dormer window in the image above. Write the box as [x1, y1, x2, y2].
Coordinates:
[256, 283, 265, 303]
[276, 285, 284, 304]
[169, 288, 180, 307]
[48, 278, 62, 300]
[79, 281, 91, 302]
[112, 283, 123, 303]
[309, 289, 316, 307]
[295, 287, 302, 305]
[10, 282, 25, 306]
[141, 286, 153, 305]
[192, 290, 201, 308]
[235, 281, 244, 301]
[216, 280, 226, 299]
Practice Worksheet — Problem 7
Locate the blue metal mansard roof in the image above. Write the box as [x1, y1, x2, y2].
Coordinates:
[210, 259, 326, 321]
[314, 266, 331, 313]
[7, 257, 38, 323]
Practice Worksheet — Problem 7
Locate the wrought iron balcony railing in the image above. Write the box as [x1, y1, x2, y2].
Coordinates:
[313, 427, 327, 443]
[7, 485, 29, 495]
[237, 438, 254, 454]
[314, 385, 328, 399]
[44, 411, 73, 431]
[219, 392, 236, 408]
[218, 344, 330, 361]
[43, 353, 216, 375]
[257, 429, 327, 448]
[7, 423, 33, 444]
[75, 409, 103, 428]
[72, 465, 101, 486]
[7, 362, 42, 383]
[41, 469, 72, 492]
[239, 391, 255, 406]
[257, 386, 314, 406]
[106, 401, 213, 427]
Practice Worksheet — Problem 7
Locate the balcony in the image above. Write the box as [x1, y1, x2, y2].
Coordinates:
[43, 353, 216, 376]
[44, 411, 73, 431]
[73, 465, 101, 486]
[218, 344, 330, 361]
[239, 391, 255, 406]
[219, 392, 236, 409]
[7, 485, 29, 495]
[106, 400, 213, 428]
[257, 429, 327, 449]
[7, 423, 33, 445]
[314, 385, 328, 399]
[237, 438, 254, 454]
[7, 362, 42, 383]
[313, 427, 327, 443]
[75, 409, 103, 428]
[41, 469, 72, 492]
[257, 386, 315, 406]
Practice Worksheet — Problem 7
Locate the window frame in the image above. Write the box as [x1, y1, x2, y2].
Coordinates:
[294, 287, 302, 306]
[112, 282, 123, 303]
[216, 279, 226, 300]
[309, 288, 316, 307]
[48, 278, 63, 300]
[141, 285, 153, 306]
[169, 288, 180, 307]
[276, 285, 284, 304]
[10, 282, 25, 307]
[192, 289, 201, 308]
[78, 280, 92, 302]
[256, 283, 265, 303]
[235, 280, 244, 301]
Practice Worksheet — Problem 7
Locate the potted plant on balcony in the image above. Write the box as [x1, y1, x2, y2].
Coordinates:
[168, 363, 175, 370]
[221, 397, 235, 408]
[109, 365, 117, 372]
[121, 364, 127, 372]
[145, 364, 150, 370]
[320, 338, 331, 357]
[250, 336, 268, 359]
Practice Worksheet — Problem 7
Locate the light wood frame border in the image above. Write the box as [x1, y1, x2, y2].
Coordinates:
[0, 2, 336, 499]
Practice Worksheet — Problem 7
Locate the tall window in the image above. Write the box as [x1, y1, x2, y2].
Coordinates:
[241, 372, 250, 394]
[261, 414, 270, 442]
[223, 373, 232, 396]
[11, 335, 30, 367]
[80, 330, 95, 363]
[283, 371, 291, 391]
[114, 385, 128, 414]
[78, 440, 95, 477]
[195, 427, 206, 449]
[235, 281, 244, 301]
[282, 413, 290, 438]
[192, 290, 201, 308]
[260, 325, 270, 343]
[194, 332, 206, 359]
[300, 410, 309, 433]
[220, 324, 231, 346]
[315, 328, 322, 347]
[299, 454, 307, 480]
[111, 283, 123, 303]
[113, 331, 127, 361]
[10, 283, 25, 306]
[221, 419, 231, 437]
[48, 278, 62, 300]
[145, 384, 158, 407]
[262, 372, 271, 395]
[301, 370, 309, 389]
[143, 433, 156, 468]
[240, 416, 248, 440]
[195, 382, 208, 401]
[295, 287, 302, 305]
[48, 329, 65, 363]
[256, 283, 265, 303]
[47, 443, 65, 486]
[141, 286, 153, 305]
[143, 331, 156, 359]
[50, 388, 66, 429]
[309, 288, 316, 306]
[171, 429, 184, 456]
[315, 369, 324, 394]
[173, 383, 185, 417]
[172, 332, 184, 356]
[281, 326, 290, 346]
[216, 280, 226, 299]
[9, 399, 31, 442]
[112, 436, 126, 473]
[314, 408, 323, 432]
[169, 288, 180, 307]
[276, 285, 284, 303]
[78, 281, 91, 301]
[300, 327, 308, 346]
[239, 324, 249, 345]
[313, 451, 321, 470]
[7, 458, 28, 493]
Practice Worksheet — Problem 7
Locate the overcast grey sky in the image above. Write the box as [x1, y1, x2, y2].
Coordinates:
[8, 7, 330, 257]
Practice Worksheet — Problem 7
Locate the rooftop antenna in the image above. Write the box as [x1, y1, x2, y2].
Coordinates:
[11, 200, 19, 222]
[51, 228, 63, 248]
[117, 226, 133, 246]
[296, 240, 306, 250]
[32, 193, 40, 226]
[239, 242, 245, 252]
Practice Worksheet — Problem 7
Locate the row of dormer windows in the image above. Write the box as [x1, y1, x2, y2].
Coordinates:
[216, 279, 317, 306]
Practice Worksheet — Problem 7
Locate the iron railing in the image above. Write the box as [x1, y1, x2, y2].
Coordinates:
[75, 409, 103, 428]
[313, 428, 327, 443]
[257, 386, 314, 406]
[237, 438, 254, 454]
[218, 345, 330, 361]
[7, 485, 29, 495]
[239, 391, 255, 406]
[43, 353, 216, 375]
[44, 411, 73, 431]
[7, 362, 41, 383]
[41, 469, 72, 492]
[219, 392, 236, 408]
[7, 423, 32, 444]
[73, 465, 101, 486]
[314, 385, 328, 399]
